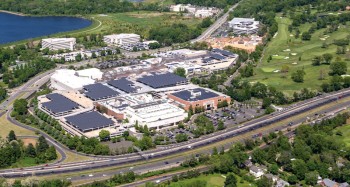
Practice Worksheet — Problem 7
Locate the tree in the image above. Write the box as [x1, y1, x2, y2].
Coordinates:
[291, 69, 305, 83]
[148, 42, 161, 49]
[174, 67, 186, 77]
[175, 133, 188, 143]
[268, 164, 279, 175]
[36, 136, 49, 153]
[45, 146, 57, 160]
[262, 97, 271, 109]
[224, 174, 237, 187]
[217, 120, 225, 130]
[329, 61, 347, 76]
[135, 136, 154, 151]
[8, 130, 17, 141]
[201, 17, 213, 28]
[252, 148, 267, 164]
[301, 32, 311, 40]
[323, 53, 333, 64]
[287, 175, 298, 184]
[256, 176, 273, 187]
[26, 143, 36, 157]
[305, 171, 318, 186]
[292, 159, 307, 180]
[13, 99, 28, 115]
[212, 147, 218, 155]
[312, 56, 323, 66]
[99, 130, 110, 141]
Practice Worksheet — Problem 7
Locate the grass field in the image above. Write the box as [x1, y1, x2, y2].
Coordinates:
[11, 157, 37, 168]
[91, 11, 202, 38]
[334, 124, 350, 147]
[0, 115, 35, 139]
[143, 0, 174, 6]
[248, 16, 350, 95]
[168, 173, 253, 187]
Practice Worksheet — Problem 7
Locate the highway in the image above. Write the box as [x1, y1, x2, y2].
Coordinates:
[1, 86, 350, 179]
[1, 1, 350, 183]
[190, 3, 239, 43]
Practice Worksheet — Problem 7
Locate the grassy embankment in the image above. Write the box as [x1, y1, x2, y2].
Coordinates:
[166, 173, 252, 187]
[246, 16, 350, 95]
[334, 123, 350, 147]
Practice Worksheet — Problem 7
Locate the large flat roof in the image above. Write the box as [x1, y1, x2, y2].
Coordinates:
[137, 73, 188, 89]
[83, 83, 120, 101]
[107, 78, 137, 93]
[171, 88, 220, 101]
[42, 93, 79, 114]
[212, 48, 236, 57]
[65, 111, 114, 132]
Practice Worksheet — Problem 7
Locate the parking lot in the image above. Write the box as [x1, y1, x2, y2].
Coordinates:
[154, 102, 264, 144]
[207, 103, 264, 128]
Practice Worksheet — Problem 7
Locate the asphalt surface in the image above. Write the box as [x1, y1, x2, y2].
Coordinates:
[1, 87, 350, 179]
[1, 2, 350, 183]
[190, 3, 240, 43]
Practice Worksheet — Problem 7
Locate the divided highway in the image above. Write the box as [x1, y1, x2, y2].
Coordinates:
[1, 87, 350, 178]
[1, 1, 350, 182]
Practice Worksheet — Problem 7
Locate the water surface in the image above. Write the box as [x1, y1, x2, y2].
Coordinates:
[0, 13, 92, 44]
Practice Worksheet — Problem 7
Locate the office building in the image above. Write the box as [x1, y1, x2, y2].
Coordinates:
[137, 72, 189, 89]
[50, 69, 95, 91]
[97, 93, 187, 129]
[104, 34, 140, 46]
[168, 88, 231, 111]
[42, 38, 76, 51]
[228, 18, 260, 35]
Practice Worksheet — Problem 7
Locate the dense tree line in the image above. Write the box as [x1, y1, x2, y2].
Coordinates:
[226, 79, 317, 105]
[4, 58, 56, 88]
[0, 0, 134, 15]
[149, 24, 201, 46]
[82, 171, 136, 187]
[0, 131, 56, 168]
[0, 178, 71, 187]
[0, 44, 57, 89]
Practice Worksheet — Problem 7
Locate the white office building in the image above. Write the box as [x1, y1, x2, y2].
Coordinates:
[170, 4, 196, 13]
[42, 38, 76, 51]
[194, 9, 217, 18]
[228, 18, 260, 35]
[76, 68, 103, 80]
[50, 69, 98, 91]
[104, 34, 141, 46]
[97, 94, 187, 129]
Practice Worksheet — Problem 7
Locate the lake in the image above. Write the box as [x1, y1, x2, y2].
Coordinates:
[0, 12, 92, 44]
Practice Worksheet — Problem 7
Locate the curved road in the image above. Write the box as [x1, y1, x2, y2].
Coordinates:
[1, 86, 350, 178]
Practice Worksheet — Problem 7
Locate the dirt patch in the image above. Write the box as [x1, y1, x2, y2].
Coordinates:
[20, 138, 37, 146]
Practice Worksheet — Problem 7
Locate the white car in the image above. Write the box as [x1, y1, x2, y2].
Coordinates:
[155, 180, 160, 184]
[88, 174, 94, 177]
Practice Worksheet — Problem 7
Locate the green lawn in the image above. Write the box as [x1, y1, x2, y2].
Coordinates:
[143, 0, 174, 6]
[168, 174, 253, 187]
[0, 115, 35, 139]
[334, 124, 350, 147]
[10, 157, 37, 168]
[248, 16, 350, 95]
[88, 11, 202, 38]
